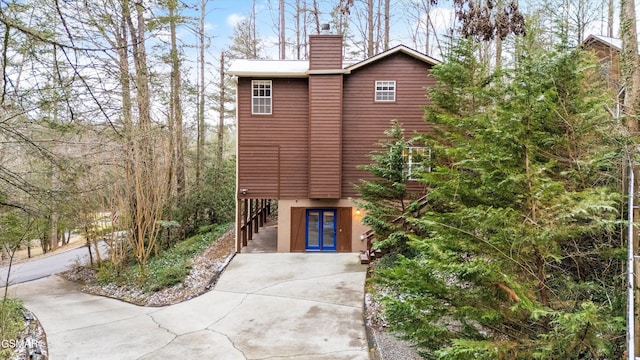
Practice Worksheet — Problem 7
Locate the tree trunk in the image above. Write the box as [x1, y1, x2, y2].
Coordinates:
[50, 41, 59, 252]
[295, 0, 301, 59]
[217, 52, 225, 165]
[383, 0, 390, 51]
[495, 0, 503, 70]
[312, 0, 320, 34]
[607, 0, 614, 38]
[302, 0, 308, 57]
[621, 0, 640, 133]
[130, 0, 151, 134]
[196, 0, 206, 188]
[49, 212, 58, 251]
[92, 237, 102, 263]
[252, 1, 259, 57]
[367, 0, 374, 57]
[169, 0, 185, 200]
[280, 0, 286, 60]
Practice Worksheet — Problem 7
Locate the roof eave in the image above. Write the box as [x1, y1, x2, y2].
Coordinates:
[582, 34, 622, 51]
[346, 46, 440, 72]
[227, 71, 309, 78]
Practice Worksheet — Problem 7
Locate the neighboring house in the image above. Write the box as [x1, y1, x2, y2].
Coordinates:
[582, 34, 624, 115]
[583, 34, 621, 91]
[228, 34, 439, 253]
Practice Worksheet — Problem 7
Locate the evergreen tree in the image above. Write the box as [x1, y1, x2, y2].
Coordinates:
[354, 120, 421, 251]
[369, 36, 626, 359]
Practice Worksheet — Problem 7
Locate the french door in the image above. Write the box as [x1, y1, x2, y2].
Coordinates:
[305, 209, 337, 251]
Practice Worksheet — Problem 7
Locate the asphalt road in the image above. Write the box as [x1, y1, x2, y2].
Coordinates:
[0, 241, 108, 287]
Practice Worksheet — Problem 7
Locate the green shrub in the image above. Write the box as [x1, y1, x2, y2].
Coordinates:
[0, 298, 25, 359]
[97, 223, 230, 293]
[95, 262, 119, 285]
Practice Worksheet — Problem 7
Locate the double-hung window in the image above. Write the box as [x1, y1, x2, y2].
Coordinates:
[375, 80, 396, 102]
[252, 80, 272, 114]
[403, 147, 431, 180]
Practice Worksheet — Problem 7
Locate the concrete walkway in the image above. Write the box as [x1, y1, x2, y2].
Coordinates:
[7, 253, 369, 360]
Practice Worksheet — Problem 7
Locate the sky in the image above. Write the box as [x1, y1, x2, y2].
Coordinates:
[191, 0, 619, 64]
[189, 0, 456, 60]
[198, 0, 295, 58]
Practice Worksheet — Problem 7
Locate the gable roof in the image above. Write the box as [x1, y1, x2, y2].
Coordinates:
[583, 34, 622, 51]
[345, 45, 439, 72]
[228, 44, 439, 78]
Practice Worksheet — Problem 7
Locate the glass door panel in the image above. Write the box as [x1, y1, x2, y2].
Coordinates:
[306, 209, 336, 251]
[307, 211, 320, 250]
[322, 211, 336, 251]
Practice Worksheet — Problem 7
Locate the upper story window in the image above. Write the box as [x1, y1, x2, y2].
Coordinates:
[403, 147, 430, 180]
[375, 80, 396, 102]
[252, 80, 272, 114]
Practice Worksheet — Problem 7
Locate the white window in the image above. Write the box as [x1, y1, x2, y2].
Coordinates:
[252, 80, 272, 114]
[403, 147, 430, 179]
[375, 80, 396, 102]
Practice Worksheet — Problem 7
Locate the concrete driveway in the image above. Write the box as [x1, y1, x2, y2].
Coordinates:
[6, 253, 369, 360]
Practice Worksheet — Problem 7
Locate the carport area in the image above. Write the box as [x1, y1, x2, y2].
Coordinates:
[240, 219, 277, 253]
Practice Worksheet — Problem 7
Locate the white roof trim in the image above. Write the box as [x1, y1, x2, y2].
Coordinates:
[583, 34, 622, 51]
[345, 45, 440, 71]
[228, 59, 309, 77]
[228, 45, 440, 77]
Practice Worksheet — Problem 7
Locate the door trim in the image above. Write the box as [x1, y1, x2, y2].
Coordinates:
[305, 209, 337, 252]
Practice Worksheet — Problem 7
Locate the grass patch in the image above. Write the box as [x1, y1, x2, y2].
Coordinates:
[96, 222, 231, 293]
[0, 298, 25, 359]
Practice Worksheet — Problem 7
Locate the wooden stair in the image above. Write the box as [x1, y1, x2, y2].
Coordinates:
[359, 194, 429, 265]
[360, 229, 376, 264]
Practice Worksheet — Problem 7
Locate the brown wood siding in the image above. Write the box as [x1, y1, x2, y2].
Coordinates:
[237, 78, 309, 199]
[337, 207, 352, 252]
[309, 35, 343, 70]
[237, 145, 279, 198]
[584, 41, 621, 92]
[290, 207, 306, 252]
[342, 53, 435, 198]
[309, 75, 342, 198]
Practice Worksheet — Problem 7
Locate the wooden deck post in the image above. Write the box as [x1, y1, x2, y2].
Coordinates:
[242, 199, 248, 246]
[248, 199, 254, 240]
[253, 199, 259, 233]
[236, 196, 242, 253]
[259, 199, 265, 227]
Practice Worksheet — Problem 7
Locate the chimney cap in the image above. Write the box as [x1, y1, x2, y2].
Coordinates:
[321, 23, 330, 34]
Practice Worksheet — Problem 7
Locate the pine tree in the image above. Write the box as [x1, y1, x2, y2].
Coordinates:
[354, 120, 418, 251]
[369, 37, 626, 358]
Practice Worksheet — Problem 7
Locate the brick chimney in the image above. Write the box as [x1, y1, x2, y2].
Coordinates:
[308, 34, 343, 71]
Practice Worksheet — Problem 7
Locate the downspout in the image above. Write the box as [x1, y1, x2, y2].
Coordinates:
[628, 158, 635, 360]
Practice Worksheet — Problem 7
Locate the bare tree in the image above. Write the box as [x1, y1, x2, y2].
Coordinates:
[196, 0, 207, 187]
[562, 0, 602, 45]
[383, 0, 390, 50]
[607, 0, 613, 37]
[217, 52, 226, 165]
[367, 0, 374, 56]
[621, 0, 639, 133]
[168, 0, 185, 200]
[280, 0, 286, 59]
[312, 0, 321, 34]
[402, 0, 445, 56]
[228, 2, 264, 59]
